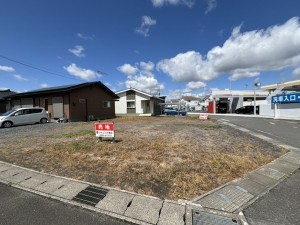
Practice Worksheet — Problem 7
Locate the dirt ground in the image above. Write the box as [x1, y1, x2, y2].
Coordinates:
[0, 116, 287, 200]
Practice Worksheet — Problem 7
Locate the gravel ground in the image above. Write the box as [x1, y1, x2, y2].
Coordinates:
[0, 117, 287, 200]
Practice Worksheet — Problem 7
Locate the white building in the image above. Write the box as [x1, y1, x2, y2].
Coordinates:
[115, 88, 165, 116]
[209, 89, 268, 113]
[260, 80, 300, 119]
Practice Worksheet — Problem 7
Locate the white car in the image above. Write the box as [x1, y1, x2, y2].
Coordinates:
[0, 107, 48, 128]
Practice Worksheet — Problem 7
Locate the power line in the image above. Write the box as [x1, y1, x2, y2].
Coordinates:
[0, 54, 82, 81]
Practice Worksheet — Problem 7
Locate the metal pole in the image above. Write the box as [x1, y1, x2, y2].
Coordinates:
[254, 87, 256, 115]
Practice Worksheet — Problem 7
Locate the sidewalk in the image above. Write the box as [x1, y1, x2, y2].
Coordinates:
[1, 120, 300, 225]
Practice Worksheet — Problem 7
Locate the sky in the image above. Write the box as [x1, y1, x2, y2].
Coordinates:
[1, 0, 300, 99]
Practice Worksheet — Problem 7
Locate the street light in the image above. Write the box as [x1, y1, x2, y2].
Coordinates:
[254, 81, 261, 115]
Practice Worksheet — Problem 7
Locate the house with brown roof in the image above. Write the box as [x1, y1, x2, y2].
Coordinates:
[8, 82, 119, 121]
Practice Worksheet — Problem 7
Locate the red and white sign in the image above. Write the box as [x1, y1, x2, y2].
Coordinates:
[199, 114, 209, 120]
[95, 122, 114, 138]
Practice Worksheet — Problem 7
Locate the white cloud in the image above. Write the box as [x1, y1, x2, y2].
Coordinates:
[118, 61, 164, 93]
[68, 45, 85, 57]
[157, 51, 218, 82]
[151, 0, 195, 8]
[0, 65, 15, 72]
[140, 61, 155, 71]
[117, 64, 139, 75]
[205, 0, 217, 14]
[187, 81, 206, 89]
[293, 67, 300, 77]
[229, 71, 260, 81]
[64, 64, 101, 81]
[135, 16, 157, 37]
[40, 83, 49, 88]
[77, 33, 94, 40]
[0, 87, 9, 90]
[13, 74, 28, 81]
[158, 17, 300, 82]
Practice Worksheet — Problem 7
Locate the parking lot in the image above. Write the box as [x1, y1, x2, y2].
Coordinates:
[0, 116, 286, 200]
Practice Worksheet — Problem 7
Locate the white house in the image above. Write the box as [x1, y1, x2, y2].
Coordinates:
[180, 96, 201, 110]
[115, 88, 165, 116]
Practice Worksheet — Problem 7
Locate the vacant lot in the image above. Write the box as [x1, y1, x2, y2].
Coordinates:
[0, 117, 286, 200]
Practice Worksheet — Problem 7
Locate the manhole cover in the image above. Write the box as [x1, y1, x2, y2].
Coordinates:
[73, 186, 108, 206]
[193, 210, 241, 225]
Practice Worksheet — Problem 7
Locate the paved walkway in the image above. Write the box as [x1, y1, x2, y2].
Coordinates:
[1, 119, 300, 225]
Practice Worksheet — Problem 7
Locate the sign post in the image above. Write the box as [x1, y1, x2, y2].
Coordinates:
[95, 122, 115, 143]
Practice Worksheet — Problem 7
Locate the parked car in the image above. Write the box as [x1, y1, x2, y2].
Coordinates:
[163, 108, 187, 116]
[0, 107, 48, 128]
[234, 105, 259, 114]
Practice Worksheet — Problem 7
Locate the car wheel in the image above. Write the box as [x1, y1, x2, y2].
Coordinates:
[2, 121, 12, 128]
[40, 118, 48, 124]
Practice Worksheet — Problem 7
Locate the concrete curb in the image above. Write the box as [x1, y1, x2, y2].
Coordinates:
[0, 161, 186, 225]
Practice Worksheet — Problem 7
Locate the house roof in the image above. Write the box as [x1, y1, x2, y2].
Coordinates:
[115, 88, 164, 101]
[0, 89, 16, 100]
[261, 79, 300, 91]
[181, 96, 201, 101]
[8, 82, 119, 99]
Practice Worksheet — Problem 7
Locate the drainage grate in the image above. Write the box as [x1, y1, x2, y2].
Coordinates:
[72, 186, 108, 206]
[193, 210, 241, 225]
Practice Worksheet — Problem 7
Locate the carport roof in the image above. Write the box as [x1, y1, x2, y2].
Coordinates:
[7, 82, 119, 99]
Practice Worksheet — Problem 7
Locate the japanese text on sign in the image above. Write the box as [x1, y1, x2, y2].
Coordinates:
[272, 93, 300, 104]
[95, 122, 114, 138]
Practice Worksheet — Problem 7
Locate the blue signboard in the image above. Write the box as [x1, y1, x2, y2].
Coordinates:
[272, 93, 300, 104]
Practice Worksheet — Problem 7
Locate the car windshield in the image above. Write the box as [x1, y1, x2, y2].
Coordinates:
[2, 109, 16, 116]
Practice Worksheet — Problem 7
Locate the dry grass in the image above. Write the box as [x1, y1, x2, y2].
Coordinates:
[0, 117, 286, 200]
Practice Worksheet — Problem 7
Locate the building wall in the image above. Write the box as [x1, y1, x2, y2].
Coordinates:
[70, 85, 115, 121]
[135, 92, 150, 114]
[115, 92, 127, 114]
[277, 103, 300, 119]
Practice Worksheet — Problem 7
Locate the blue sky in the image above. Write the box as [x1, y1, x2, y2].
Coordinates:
[1, 0, 300, 98]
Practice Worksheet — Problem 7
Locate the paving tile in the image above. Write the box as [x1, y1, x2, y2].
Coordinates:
[18, 174, 51, 189]
[0, 168, 24, 179]
[124, 196, 163, 224]
[196, 192, 239, 213]
[233, 178, 266, 196]
[96, 190, 134, 215]
[256, 167, 286, 180]
[52, 182, 89, 200]
[0, 164, 13, 172]
[268, 160, 299, 174]
[246, 172, 277, 187]
[219, 185, 254, 207]
[282, 156, 300, 165]
[157, 202, 185, 225]
[34, 178, 70, 194]
[4, 170, 36, 184]
[193, 210, 241, 225]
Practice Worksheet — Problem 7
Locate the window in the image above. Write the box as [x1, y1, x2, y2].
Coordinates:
[127, 101, 135, 108]
[30, 108, 43, 114]
[103, 101, 111, 108]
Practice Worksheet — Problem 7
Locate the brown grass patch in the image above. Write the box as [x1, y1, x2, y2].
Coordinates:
[0, 117, 286, 200]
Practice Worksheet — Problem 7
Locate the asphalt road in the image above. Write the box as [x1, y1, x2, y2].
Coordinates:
[0, 183, 134, 225]
[211, 115, 300, 148]
[211, 115, 300, 225]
